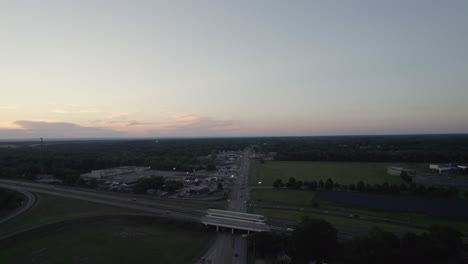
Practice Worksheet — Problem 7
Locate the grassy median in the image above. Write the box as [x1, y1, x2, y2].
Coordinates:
[0, 216, 213, 264]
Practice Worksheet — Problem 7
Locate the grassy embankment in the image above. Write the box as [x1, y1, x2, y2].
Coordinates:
[0, 193, 134, 236]
[0, 217, 213, 264]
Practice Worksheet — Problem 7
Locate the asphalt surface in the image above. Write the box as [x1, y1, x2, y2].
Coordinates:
[0, 179, 205, 215]
[0, 187, 36, 225]
[0, 182, 203, 223]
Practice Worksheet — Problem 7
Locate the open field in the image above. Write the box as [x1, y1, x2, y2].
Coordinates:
[251, 188, 318, 207]
[321, 191, 468, 220]
[249, 161, 428, 186]
[251, 189, 468, 233]
[0, 193, 133, 236]
[254, 208, 425, 235]
[0, 216, 213, 264]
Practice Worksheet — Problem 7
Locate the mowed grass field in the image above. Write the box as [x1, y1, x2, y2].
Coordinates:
[249, 161, 428, 186]
[253, 208, 425, 235]
[0, 193, 133, 236]
[251, 188, 468, 233]
[0, 217, 213, 264]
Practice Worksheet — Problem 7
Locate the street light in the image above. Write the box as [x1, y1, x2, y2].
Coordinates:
[258, 181, 262, 185]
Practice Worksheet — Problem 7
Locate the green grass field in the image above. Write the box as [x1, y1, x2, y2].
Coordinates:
[249, 161, 428, 186]
[0, 217, 213, 264]
[251, 188, 318, 207]
[251, 188, 468, 233]
[254, 208, 425, 235]
[0, 193, 133, 236]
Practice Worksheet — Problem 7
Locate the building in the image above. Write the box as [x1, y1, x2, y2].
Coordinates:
[386, 167, 415, 176]
[429, 164, 461, 174]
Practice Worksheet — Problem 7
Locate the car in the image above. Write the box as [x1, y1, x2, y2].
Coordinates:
[132, 198, 137, 201]
[286, 227, 294, 232]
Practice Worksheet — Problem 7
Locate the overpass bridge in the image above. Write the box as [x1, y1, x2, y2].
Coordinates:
[200, 209, 270, 234]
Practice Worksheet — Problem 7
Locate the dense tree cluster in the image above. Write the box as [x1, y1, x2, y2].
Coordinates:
[0, 138, 254, 182]
[132, 176, 165, 193]
[251, 218, 465, 264]
[0, 188, 23, 217]
[258, 135, 468, 163]
[342, 226, 464, 264]
[250, 217, 338, 263]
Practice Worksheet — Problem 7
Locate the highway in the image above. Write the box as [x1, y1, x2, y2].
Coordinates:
[200, 148, 252, 264]
[0, 181, 204, 223]
[0, 179, 205, 215]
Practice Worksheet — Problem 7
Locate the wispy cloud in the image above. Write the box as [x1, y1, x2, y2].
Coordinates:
[0, 120, 127, 139]
[0, 105, 19, 110]
[52, 108, 102, 114]
[147, 112, 241, 136]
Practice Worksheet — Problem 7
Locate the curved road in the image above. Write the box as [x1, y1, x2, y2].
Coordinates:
[0, 182, 203, 223]
[0, 187, 36, 225]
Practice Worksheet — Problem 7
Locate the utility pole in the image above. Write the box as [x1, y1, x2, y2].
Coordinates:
[40, 137, 44, 175]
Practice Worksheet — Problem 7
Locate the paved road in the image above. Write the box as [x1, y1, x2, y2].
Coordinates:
[200, 148, 252, 264]
[0, 179, 204, 215]
[0, 187, 36, 225]
[0, 182, 202, 223]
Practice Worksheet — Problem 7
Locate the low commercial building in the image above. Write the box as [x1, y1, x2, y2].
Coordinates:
[386, 167, 415, 176]
[429, 164, 461, 174]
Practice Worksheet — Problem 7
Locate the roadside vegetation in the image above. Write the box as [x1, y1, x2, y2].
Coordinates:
[250, 217, 465, 264]
[0, 188, 24, 218]
[0, 216, 214, 264]
[0, 193, 133, 236]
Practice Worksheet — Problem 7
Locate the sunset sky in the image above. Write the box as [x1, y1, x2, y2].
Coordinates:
[1, 0, 467, 139]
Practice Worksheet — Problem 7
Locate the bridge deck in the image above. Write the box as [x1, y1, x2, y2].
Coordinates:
[201, 215, 269, 232]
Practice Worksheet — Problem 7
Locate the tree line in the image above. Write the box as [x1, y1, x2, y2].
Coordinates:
[251, 217, 465, 264]
[273, 177, 466, 199]
[0, 138, 254, 184]
[258, 135, 468, 163]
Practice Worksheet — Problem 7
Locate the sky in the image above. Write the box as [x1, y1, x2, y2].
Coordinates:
[1, 0, 467, 139]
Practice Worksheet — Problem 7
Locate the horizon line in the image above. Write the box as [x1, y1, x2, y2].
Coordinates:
[1, 133, 468, 142]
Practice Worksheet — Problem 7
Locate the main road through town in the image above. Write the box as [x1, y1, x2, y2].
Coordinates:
[200, 147, 252, 264]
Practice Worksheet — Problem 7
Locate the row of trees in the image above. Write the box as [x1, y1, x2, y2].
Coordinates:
[259, 135, 468, 163]
[273, 177, 464, 199]
[251, 217, 465, 264]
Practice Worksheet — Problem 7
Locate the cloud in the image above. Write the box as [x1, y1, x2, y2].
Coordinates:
[0, 120, 127, 139]
[148, 112, 241, 136]
[0, 105, 19, 110]
[52, 109, 102, 114]
[126, 120, 159, 126]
